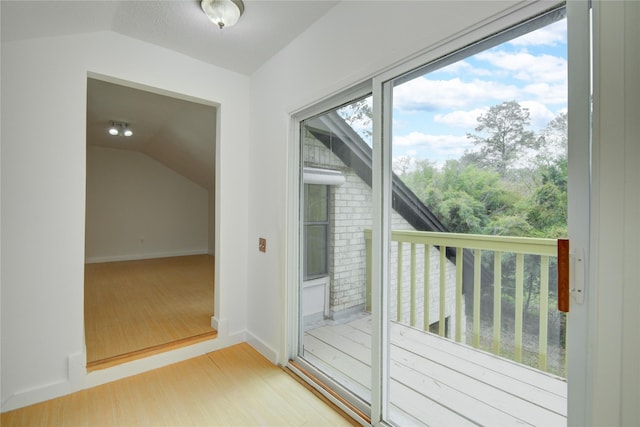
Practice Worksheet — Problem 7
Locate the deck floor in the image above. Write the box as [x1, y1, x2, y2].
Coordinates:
[304, 315, 567, 426]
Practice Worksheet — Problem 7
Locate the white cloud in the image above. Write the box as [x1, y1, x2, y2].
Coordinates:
[436, 60, 493, 77]
[522, 82, 567, 105]
[394, 132, 472, 157]
[434, 108, 488, 128]
[520, 100, 556, 129]
[393, 77, 519, 112]
[475, 50, 567, 84]
[432, 102, 558, 132]
[509, 20, 567, 47]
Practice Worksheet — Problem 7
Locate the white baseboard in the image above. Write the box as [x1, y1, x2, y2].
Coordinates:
[246, 331, 279, 365]
[1, 351, 86, 413]
[1, 332, 248, 413]
[85, 249, 209, 264]
[210, 316, 227, 336]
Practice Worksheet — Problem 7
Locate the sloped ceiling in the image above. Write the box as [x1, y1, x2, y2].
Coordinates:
[1, 0, 339, 75]
[87, 78, 216, 191]
[4, 1, 339, 193]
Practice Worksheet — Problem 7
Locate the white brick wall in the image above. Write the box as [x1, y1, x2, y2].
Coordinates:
[303, 131, 464, 337]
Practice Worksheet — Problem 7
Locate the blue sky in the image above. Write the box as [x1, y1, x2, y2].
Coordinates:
[391, 18, 567, 167]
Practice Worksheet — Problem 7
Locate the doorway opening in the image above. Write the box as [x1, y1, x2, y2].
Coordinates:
[84, 77, 217, 369]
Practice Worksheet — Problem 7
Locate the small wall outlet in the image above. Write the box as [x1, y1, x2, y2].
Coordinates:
[259, 238, 266, 253]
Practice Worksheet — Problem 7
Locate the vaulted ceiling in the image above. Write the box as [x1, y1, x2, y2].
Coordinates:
[2, 1, 339, 191]
[1, 1, 338, 75]
[86, 78, 217, 191]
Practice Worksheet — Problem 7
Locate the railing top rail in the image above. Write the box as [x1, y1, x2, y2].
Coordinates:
[363, 229, 557, 257]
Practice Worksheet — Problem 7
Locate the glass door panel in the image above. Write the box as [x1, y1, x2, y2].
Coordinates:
[298, 96, 374, 406]
[386, 12, 568, 425]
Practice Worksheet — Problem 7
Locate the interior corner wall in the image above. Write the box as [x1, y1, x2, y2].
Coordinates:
[85, 146, 208, 263]
[1, 31, 249, 411]
[247, 0, 555, 363]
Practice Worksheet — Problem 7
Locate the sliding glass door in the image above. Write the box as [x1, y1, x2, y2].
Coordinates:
[291, 3, 589, 425]
[384, 9, 569, 424]
[296, 96, 374, 412]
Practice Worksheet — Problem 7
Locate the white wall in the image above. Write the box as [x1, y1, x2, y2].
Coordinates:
[1, 31, 249, 410]
[85, 146, 208, 262]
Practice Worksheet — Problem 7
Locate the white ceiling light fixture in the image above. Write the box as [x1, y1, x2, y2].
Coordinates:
[201, 0, 244, 29]
[108, 122, 119, 136]
[108, 121, 133, 137]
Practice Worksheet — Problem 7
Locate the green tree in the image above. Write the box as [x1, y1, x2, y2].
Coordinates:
[466, 101, 537, 176]
[536, 111, 568, 168]
[527, 158, 568, 238]
[337, 97, 373, 144]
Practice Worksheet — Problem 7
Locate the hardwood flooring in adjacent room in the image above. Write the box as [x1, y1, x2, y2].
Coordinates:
[1, 343, 357, 427]
[85, 255, 216, 366]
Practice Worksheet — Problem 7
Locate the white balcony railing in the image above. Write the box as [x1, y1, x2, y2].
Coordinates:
[365, 229, 565, 376]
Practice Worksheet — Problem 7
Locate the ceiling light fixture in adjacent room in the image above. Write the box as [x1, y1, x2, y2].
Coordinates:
[201, 0, 244, 29]
[107, 121, 133, 137]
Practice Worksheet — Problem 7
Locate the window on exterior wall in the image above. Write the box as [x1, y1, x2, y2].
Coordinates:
[303, 184, 329, 279]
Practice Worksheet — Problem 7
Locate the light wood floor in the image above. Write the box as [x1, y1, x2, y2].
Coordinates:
[1, 343, 357, 427]
[85, 255, 215, 365]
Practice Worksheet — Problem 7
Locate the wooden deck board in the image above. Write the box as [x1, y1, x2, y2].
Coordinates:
[389, 381, 478, 427]
[303, 334, 371, 391]
[387, 327, 566, 415]
[304, 315, 567, 426]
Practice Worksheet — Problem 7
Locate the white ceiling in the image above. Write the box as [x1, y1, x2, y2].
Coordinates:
[3, 1, 338, 192]
[1, 0, 339, 75]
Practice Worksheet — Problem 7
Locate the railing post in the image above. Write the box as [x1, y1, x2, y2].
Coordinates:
[397, 242, 403, 323]
[492, 252, 502, 355]
[515, 253, 524, 362]
[365, 233, 372, 312]
[439, 246, 446, 337]
[455, 247, 463, 342]
[410, 243, 417, 327]
[423, 245, 430, 331]
[539, 256, 550, 370]
[473, 249, 481, 348]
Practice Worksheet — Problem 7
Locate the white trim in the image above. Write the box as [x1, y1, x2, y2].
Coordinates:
[0, 333, 245, 413]
[246, 331, 279, 365]
[285, 114, 302, 365]
[210, 315, 227, 336]
[566, 1, 593, 425]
